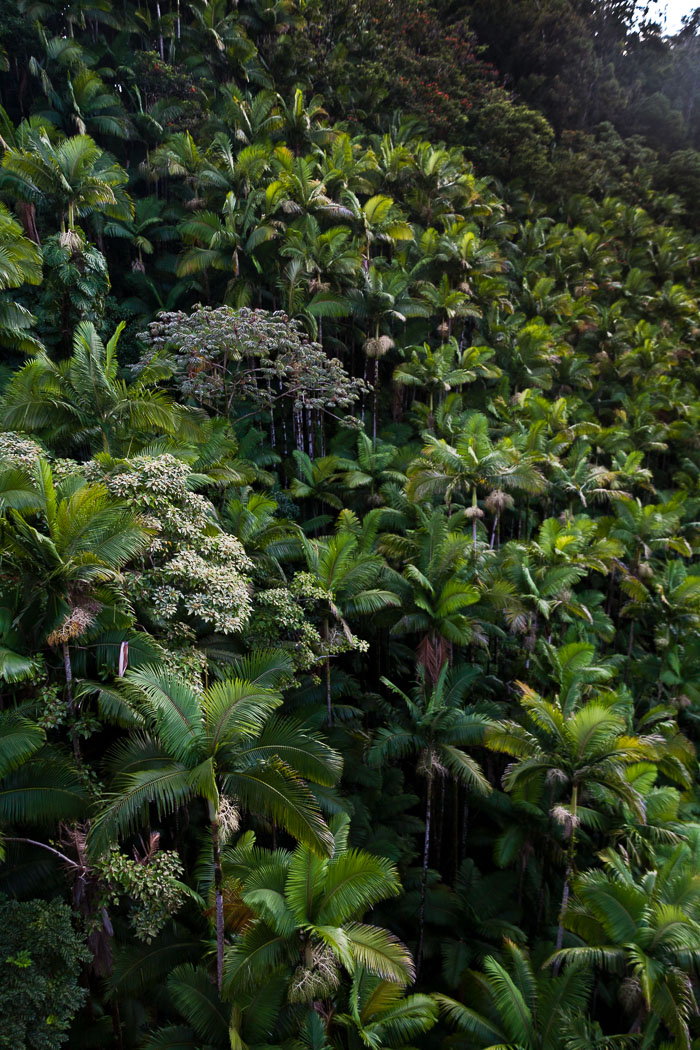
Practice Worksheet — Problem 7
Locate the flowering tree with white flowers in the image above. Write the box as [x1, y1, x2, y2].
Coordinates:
[136, 306, 368, 455]
[86, 454, 253, 638]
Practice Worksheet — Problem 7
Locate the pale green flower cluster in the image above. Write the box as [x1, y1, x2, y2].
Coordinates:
[51, 458, 84, 483]
[248, 571, 369, 671]
[87, 454, 215, 552]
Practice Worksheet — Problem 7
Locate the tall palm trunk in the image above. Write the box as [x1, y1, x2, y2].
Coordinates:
[209, 802, 225, 991]
[63, 641, 81, 767]
[416, 765, 433, 978]
[371, 322, 380, 446]
[554, 783, 577, 974]
[324, 616, 332, 728]
[155, 1, 165, 59]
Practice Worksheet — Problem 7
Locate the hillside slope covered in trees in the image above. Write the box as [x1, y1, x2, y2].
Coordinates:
[2, 1, 700, 1048]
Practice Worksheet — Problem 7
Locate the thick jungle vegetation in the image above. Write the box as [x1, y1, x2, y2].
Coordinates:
[3, 0, 700, 1047]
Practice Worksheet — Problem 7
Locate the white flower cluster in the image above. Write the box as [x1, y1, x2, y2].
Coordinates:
[0, 432, 45, 469]
[153, 545, 252, 634]
[87, 455, 215, 551]
[87, 454, 253, 636]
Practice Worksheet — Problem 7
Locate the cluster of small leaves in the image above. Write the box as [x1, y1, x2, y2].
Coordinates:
[84, 454, 215, 552]
[128, 52, 208, 135]
[248, 583, 325, 670]
[95, 847, 187, 944]
[37, 234, 110, 354]
[152, 642, 208, 693]
[0, 895, 90, 1050]
[35, 680, 70, 731]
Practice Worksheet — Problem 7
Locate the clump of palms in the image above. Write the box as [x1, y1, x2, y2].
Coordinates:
[551, 843, 700, 1050]
[222, 814, 414, 1003]
[1, 320, 200, 456]
[486, 656, 657, 954]
[89, 653, 342, 989]
[370, 662, 492, 973]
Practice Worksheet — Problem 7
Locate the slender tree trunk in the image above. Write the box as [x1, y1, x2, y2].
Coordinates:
[155, 2, 164, 59]
[209, 804, 225, 992]
[452, 781, 460, 880]
[460, 801, 469, 862]
[436, 775, 445, 871]
[416, 767, 433, 978]
[554, 785, 577, 975]
[324, 616, 332, 728]
[373, 356, 379, 445]
[306, 406, 314, 459]
[63, 642, 82, 767]
[112, 1002, 123, 1050]
[625, 621, 635, 685]
[553, 862, 572, 975]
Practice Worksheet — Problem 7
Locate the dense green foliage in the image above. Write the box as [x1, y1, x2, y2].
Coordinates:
[2, 0, 700, 1047]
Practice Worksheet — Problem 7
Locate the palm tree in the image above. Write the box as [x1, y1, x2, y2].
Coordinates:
[1, 459, 150, 760]
[0, 320, 198, 456]
[281, 216, 362, 293]
[265, 153, 352, 224]
[103, 196, 177, 273]
[35, 65, 128, 139]
[289, 451, 346, 511]
[224, 488, 297, 581]
[486, 680, 654, 956]
[436, 939, 601, 1050]
[176, 197, 244, 296]
[143, 964, 232, 1050]
[1, 131, 132, 234]
[222, 814, 414, 1001]
[0, 201, 43, 352]
[393, 340, 500, 428]
[150, 131, 226, 208]
[551, 844, 700, 1050]
[347, 266, 428, 442]
[0, 596, 40, 683]
[337, 432, 405, 511]
[89, 657, 342, 989]
[275, 88, 332, 154]
[297, 521, 400, 726]
[188, 0, 259, 72]
[417, 273, 481, 342]
[0, 202, 42, 287]
[316, 132, 379, 197]
[407, 412, 545, 547]
[386, 508, 484, 680]
[370, 662, 492, 974]
[0, 712, 87, 858]
[217, 87, 282, 146]
[333, 967, 437, 1049]
[342, 193, 414, 262]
